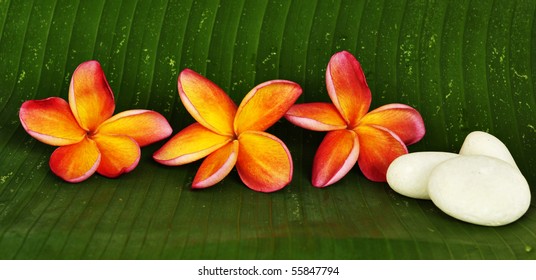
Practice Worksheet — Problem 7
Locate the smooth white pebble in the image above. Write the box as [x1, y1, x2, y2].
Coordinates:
[386, 152, 458, 199]
[428, 155, 531, 226]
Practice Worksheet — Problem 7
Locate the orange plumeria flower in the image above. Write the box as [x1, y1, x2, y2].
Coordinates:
[19, 61, 172, 182]
[285, 51, 425, 187]
[153, 69, 302, 192]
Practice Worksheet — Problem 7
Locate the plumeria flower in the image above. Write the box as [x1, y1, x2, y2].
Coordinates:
[153, 69, 302, 192]
[285, 51, 425, 187]
[19, 61, 172, 183]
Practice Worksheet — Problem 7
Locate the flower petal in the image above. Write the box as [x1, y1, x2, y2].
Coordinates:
[192, 140, 239, 189]
[326, 51, 371, 127]
[234, 80, 302, 134]
[356, 125, 408, 182]
[312, 130, 359, 187]
[178, 69, 236, 136]
[69, 61, 115, 131]
[49, 137, 101, 183]
[285, 102, 347, 131]
[359, 104, 425, 145]
[153, 123, 232, 166]
[19, 97, 86, 146]
[96, 110, 172, 147]
[92, 134, 140, 178]
[236, 131, 293, 192]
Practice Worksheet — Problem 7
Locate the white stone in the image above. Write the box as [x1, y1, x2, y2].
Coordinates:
[428, 155, 531, 226]
[387, 152, 458, 199]
[459, 131, 519, 170]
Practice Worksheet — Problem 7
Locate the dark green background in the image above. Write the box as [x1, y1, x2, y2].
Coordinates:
[0, 0, 535, 259]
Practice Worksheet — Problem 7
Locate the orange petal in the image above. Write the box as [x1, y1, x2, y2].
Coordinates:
[92, 134, 140, 178]
[69, 61, 115, 131]
[96, 110, 172, 147]
[326, 51, 371, 127]
[192, 140, 239, 189]
[234, 80, 302, 134]
[178, 69, 236, 136]
[356, 125, 408, 182]
[49, 137, 101, 183]
[359, 104, 425, 145]
[312, 130, 359, 187]
[285, 102, 347, 131]
[236, 131, 293, 192]
[19, 97, 86, 146]
[153, 123, 232, 166]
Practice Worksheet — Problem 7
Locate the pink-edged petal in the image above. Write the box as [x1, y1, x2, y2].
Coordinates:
[96, 109, 172, 147]
[285, 102, 347, 131]
[312, 129, 359, 187]
[178, 69, 236, 136]
[153, 123, 232, 166]
[234, 80, 302, 134]
[19, 97, 86, 146]
[356, 125, 408, 182]
[359, 103, 425, 145]
[326, 51, 371, 127]
[236, 131, 293, 192]
[192, 140, 239, 189]
[92, 134, 140, 178]
[49, 137, 101, 183]
[69, 61, 115, 131]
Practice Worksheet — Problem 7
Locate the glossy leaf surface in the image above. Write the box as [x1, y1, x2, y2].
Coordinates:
[0, 0, 535, 259]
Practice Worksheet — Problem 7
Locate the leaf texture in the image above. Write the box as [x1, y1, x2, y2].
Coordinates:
[0, 0, 535, 259]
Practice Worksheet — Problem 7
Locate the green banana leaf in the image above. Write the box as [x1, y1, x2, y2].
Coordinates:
[0, 0, 535, 260]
